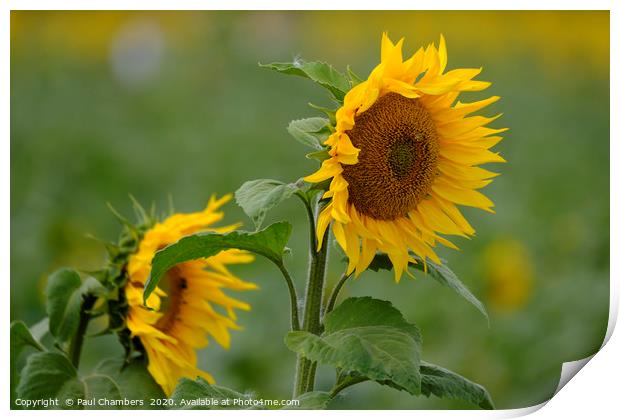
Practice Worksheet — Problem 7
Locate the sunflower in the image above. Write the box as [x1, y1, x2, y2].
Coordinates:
[305, 33, 506, 280]
[125, 194, 257, 395]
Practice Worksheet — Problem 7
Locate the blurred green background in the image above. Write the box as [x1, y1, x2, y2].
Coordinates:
[10, 11, 609, 409]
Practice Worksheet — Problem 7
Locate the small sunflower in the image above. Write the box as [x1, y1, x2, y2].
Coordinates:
[305, 33, 506, 280]
[125, 194, 257, 395]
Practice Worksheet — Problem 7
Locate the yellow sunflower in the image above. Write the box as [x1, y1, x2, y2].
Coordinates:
[305, 33, 506, 280]
[125, 194, 257, 395]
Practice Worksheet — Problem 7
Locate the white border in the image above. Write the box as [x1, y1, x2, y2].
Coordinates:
[3, 2, 616, 419]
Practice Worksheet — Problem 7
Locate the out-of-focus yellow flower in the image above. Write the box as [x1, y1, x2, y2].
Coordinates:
[482, 239, 534, 312]
[125, 194, 257, 395]
[305, 33, 505, 281]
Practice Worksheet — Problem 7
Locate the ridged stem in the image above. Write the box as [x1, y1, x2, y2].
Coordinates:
[293, 197, 329, 397]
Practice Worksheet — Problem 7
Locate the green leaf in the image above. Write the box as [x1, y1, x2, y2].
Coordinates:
[10, 321, 44, 356]
[95, 358, 165, 403]
[357, 360, 494, 409]
[308, 103, 337, 124]
[81, 374, 123, 409]
[306, 149, 331, 162]
[170, 377, 254, 409]
[368, 253, 488, 322]
[16, 352, 131, 410]
[10, 321, 45, 406]
[324, 296, 422, 340]
[287, 117, 330, 150]
[347, 65, 364, 86]
[16, 351, 84, 409]
[235, 179, 301, 229]
[420, 361, 494, 409]
[46, 268, 105, 343]
[145, 222, 292, 301]
[260, 60, 349, 100]
[29, 317, 50, 342]
[285, 297, 422, 395]
[286, 391, 331, 409]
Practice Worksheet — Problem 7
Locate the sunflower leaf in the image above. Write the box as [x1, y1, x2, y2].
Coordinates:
[16, 351, 126, 409]
[418, 361, 494, 409]
[81, 374, 123, 409]
[16, 352, 84, 409]
[95, 358, 165, 404]
[10, 321, 45, 407]
[285, 391, 331, 409]
[29, 317, 50, 342]
[287, 117, 331, 150]
[235, 179, 300, 230]
[46, 268, 105, 343]
[285, 297, 422, 395]
[260, 60, 349, 101]
[368, 253, 489, 322]
[170, 377, 255, 409]
[145, 221, 292, 301]
[354, 361, 493, 409]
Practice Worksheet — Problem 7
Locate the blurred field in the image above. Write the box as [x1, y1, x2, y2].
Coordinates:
[10, 11, 609, 409]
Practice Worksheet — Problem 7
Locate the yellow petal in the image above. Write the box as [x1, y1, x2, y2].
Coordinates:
[316, 204, 333, 250]
[303, 159, 342, 183]
[344, 223, 360, 275]
[440, 145, 506, 165]
[332, 220, 348, 251]
[415, 200, 467, 237]
[432, 182, 495, 211]
[355, 238, 378, 277]
[438, 34, 448, 74]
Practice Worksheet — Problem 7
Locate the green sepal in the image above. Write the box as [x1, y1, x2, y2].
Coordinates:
[347, 65, 364, 87]
[308, 103, 337, 124]
[306, 149, 331, 162]
[287, 117, 331, 150]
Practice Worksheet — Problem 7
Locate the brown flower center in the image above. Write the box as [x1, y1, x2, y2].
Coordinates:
[341, 92, 439, 220]
[155, 266, 187, 332]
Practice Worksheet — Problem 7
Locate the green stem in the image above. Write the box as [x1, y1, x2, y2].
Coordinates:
[294, 358, 311, 397]
[325, 272, 353, 315]
[304, 361, 317, 393]
[329, 376, 368, 398]
[295, 192, 317, 258]
[293, 197, 330, 397]
[301, 223, 329, 334]
[68, 294, 96, 368]
[275, 261, 300, 331]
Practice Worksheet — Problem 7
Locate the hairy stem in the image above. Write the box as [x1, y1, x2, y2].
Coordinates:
[293, 196, 330, 397]
[329, 376, 368, 398]
[275, 261, 300, 332]
[325, 272, 353, 315]
[301, 224, 329, 334]
[68, 294, 97, 368]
